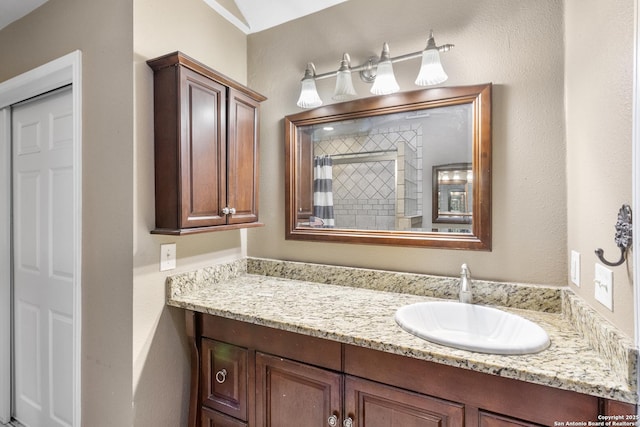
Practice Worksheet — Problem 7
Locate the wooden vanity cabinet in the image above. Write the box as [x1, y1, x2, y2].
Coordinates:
[147, 52, 266, 235]
[186, 311, 635, 427]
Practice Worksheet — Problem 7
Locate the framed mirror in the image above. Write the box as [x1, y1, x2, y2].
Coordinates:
[284, 83, 492, 250]
[433, 162, 473, 225]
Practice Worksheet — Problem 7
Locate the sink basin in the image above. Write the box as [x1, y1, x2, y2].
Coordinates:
[395, 301, 550, 355]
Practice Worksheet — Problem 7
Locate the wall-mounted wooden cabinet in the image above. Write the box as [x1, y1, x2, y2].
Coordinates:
[147, 52, 266, 235]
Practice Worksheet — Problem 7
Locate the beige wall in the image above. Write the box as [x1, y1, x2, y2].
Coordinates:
[0, 0, 135, 424]
[247, 0, 635, 337]
[0, 0, 250, 424]
[248, 1, 566, 280]
[132, 0, 249, 425]
[565, 0, 634, 336]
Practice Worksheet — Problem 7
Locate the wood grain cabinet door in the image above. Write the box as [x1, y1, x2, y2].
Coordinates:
[178, 67, 228, 228]
[226, 88, 260, 225]
[256, 352, 342, 427]
[344, 376, 464, 427]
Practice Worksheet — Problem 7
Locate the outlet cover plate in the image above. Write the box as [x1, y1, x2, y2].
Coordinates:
[160, 243, 176, 271]
[594, 263, 613, 310]
[570, 250, 580, 286]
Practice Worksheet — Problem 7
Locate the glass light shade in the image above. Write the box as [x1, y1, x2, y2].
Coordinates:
[297, 77, 322, 108]
[333, 69, 357, 101]
[415, 48, 448, 86]
[370, 60, 399, 95]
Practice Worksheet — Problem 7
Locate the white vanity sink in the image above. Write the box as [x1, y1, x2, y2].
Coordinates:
[395, 301, 550, 355]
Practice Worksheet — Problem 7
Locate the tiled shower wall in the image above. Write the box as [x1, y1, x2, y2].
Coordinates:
[314, 124, 423, 230]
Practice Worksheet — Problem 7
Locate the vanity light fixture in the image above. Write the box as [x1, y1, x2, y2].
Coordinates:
[296, 30, 454, 108]
[370, 42, 400, 95]
[333, 53, 357, 101]
[415, 30, 451, 86]
[296, 63, 323, 108]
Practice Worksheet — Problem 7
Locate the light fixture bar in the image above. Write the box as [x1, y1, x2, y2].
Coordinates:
[311, 44, 453, 81]
[296, 30, 454, 108]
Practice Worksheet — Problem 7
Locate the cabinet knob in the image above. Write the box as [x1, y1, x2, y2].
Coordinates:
[222, 207, 236, 215]
[343, 417, 353, 427]
[327, 415, 338, 427]
[215, 368, 227, 384]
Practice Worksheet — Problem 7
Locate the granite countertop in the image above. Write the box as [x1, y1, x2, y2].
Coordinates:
[166, 258, 638, 404]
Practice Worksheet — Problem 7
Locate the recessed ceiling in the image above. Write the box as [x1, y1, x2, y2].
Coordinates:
[202, 0, 348, 34]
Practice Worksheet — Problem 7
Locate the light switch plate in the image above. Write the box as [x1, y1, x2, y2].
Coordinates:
[160, 243, 176, 271]
[570, 250, 580, 286]
[594, 263, 613, 310]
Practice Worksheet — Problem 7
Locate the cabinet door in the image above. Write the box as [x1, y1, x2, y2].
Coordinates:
[227, 88, 260, 225]
[344, 376, 464, 427]
[201, 339, 248, 421]
[202, 407, 248, 427]
[256, 352, 342, 427]
[179, 67, 228, 228]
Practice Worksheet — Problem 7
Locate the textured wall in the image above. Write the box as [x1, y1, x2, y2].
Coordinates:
[132, 0, 249, 425]
[0, 0, 135, 424]
[565, 0, 634, 337]
[248, 1, 566, 280]
[247, 0, 634, 337]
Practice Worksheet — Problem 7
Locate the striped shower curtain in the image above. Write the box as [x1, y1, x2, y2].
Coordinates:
[312, 155, 335, 227]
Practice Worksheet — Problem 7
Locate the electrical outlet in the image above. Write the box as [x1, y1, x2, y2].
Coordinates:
[570, 250, 580, 286]
[594, 263, 613, 310]
[160, 243, 176, 271]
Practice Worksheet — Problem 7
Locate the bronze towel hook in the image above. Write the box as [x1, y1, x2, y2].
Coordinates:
[594, 204, 632, 267]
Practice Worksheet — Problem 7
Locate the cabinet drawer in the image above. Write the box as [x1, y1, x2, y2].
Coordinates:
[479, 411, 543, 427]
[201, 407, 247, 427]
[201, 338, 248, 421]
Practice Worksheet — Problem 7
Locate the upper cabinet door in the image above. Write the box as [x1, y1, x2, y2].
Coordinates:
[179, 67, 228, 229]
[226, 88, 259, 225]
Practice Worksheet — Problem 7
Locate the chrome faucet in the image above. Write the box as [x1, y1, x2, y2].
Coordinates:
[459, 263, 473, 304]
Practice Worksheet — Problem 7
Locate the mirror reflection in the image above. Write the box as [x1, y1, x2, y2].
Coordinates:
[285, 84, 492, 250]
[298, 104, 472, 233]
[433, 162, 473, 228]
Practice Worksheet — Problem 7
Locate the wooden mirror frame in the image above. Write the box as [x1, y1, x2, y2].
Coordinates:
[284, 83, 492, 250]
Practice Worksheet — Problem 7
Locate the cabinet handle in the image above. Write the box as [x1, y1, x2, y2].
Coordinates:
[229, 207, 236, 215]
[222, 207, 236, 215]
[215, 368, 227, 384]
[327, 415, 338, 427]
[343, 417, 353, 427]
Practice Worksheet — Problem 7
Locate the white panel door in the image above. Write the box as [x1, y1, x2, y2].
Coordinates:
[12, 86, 74, 427]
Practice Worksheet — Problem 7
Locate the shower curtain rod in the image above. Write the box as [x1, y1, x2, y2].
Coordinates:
[328, 149, 398, 165]
[329, 149, 397, 158]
